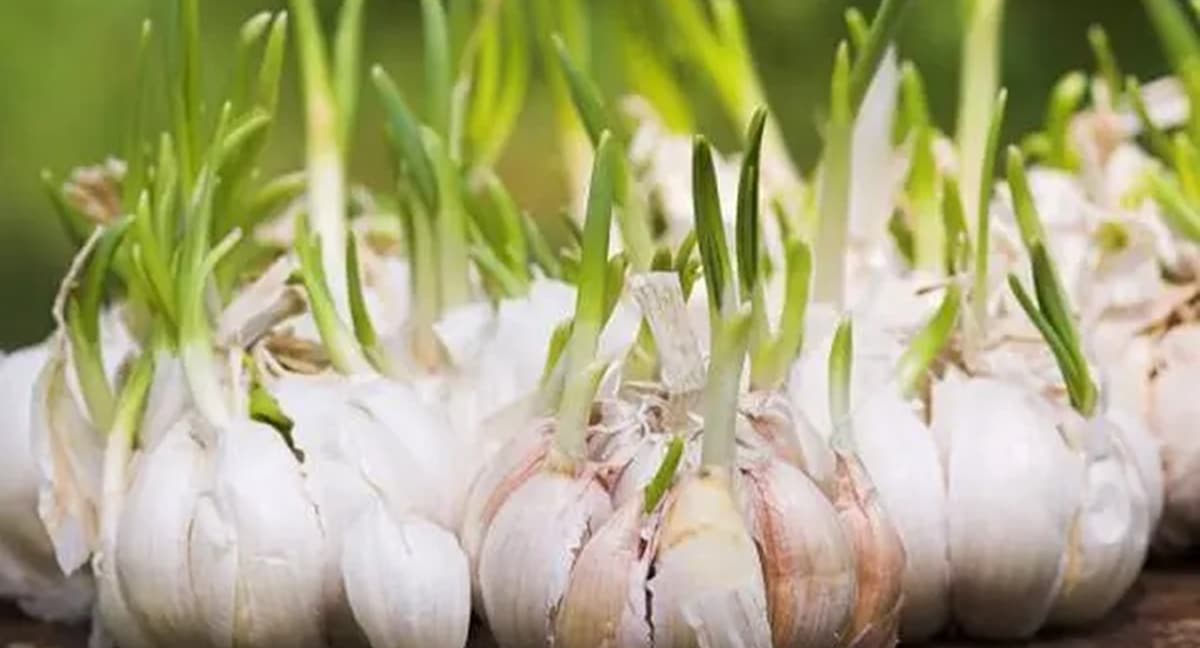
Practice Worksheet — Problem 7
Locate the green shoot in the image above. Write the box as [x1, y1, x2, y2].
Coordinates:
[291, 0, 350, 320]
[552, 34, 653, 270]
[1126, 77, 1175, 161]
[123, 20, 154, 211]
[813, 42, 852, 306]
[293, 215, 373, 376]
[896, 285, 960, 397]
[1143, 0, 1200, 142]
[335, 0, 366, 147]
[131, 191, 177, 330]
[970, 89, 1007, 334]
[230, 13, 272, 115]
[1008, 266, 1096, 416]
[751, 238, 812, 390]
[737, 108, 770, 360]
[41, 170, 93, 247]
[66, 221, 131, 429]
[909, 122, 943, 272]
[1006, 146, 1048, 249]
[943, 175, 972, 273]
[110, 350, 155, 445]
[1088, 25, 1123, 103]
[554, 131, 617, 462]
[249, 369, 296, 442]
[845, 8, 870, 55]
[828, 318, 854, 452]
[422, 0, 453, 141]
[425, 130, 472, 308]
[1147, 173, 1200, 242]
[692, 136, 735, 329]
[848, 0, 906, 114]
[700, 307, 753, 472]
[644, 436, 685, 513]
[372, 66, 439, 211]
[956, 0, 1005, 220]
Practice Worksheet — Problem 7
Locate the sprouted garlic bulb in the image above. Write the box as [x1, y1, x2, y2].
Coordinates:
[474, 131, 622, 648]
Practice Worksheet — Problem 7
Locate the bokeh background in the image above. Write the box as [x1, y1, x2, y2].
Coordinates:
[0, 0, 1171, 349]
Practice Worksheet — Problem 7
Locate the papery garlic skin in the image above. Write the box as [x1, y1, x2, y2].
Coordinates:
[932, 374, 1081, 639]
[649, 472, 773, 648]
[342, 502, 470, 648]
[478, 467, 612, 648]
[32, 309, 138, 577]
[0, 345, 93, 622]
[737, 457, 855, 648]
[555, 500, 654, 648]
[832, 453, 906, 648]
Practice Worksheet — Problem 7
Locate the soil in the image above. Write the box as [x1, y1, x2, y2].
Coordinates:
[3, 563, 1200, 647]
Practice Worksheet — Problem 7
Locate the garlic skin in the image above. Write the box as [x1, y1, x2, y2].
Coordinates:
[737, 457, 855, 648]
[341, 502, 470, 648]
[554, 499, 654, 648]
[932, 374, 1081, 639]
[478, 466, 612, 648]
[31, 308, 138, 578]
[0, 344, 93, 622]
[831, 453, 906, 648]
[648, 471, 773, 648]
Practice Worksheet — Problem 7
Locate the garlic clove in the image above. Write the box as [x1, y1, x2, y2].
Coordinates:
[554, 499, 654, 648]
[461, 421, 552, 607]
[649, 472, 772, 648]
[342, 503, 470, 648]
[831, 453, 906, 648]
[190, 419, 327, 647]
[478, 468, 612, 648]
[933, 374, 1081, 638]
[1148, 324, 1200, 551]
[852, 388, 950, 641]
[1049, 412, 1149, 626]
[114, 417, 207, 645]
[737, 457, 855, 648]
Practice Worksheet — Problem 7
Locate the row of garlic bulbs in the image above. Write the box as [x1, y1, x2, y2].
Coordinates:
[0, 0, 1187, 646]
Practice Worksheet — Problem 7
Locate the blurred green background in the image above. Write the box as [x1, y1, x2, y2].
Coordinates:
[0, 0, 1171, 349]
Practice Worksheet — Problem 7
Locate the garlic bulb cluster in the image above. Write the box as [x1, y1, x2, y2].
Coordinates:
[5, 0, 1196, 645]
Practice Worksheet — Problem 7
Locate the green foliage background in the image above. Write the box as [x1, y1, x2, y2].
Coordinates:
[0, 0, 1170, 348]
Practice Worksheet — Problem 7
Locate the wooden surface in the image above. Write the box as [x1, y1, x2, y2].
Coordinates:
[3, 564, 1200, 647]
